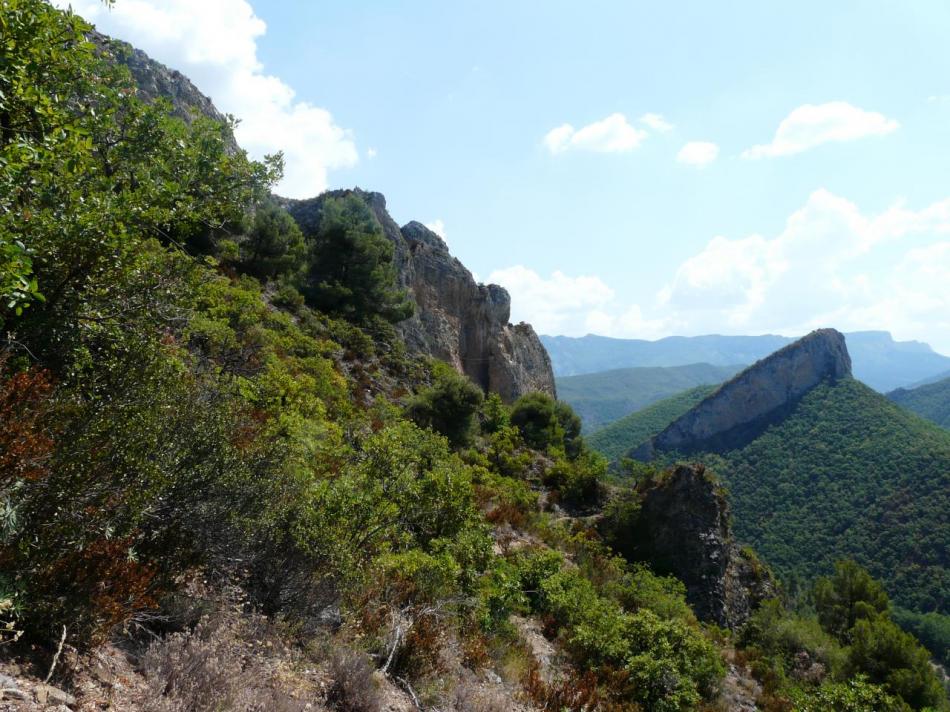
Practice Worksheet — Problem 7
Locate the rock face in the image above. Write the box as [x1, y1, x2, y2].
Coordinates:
[284, 190, 556, 402]
[96, 33, 555, 403]
[634, 464, 775, 628]
[636, 328, 851, 458]
[89, 31, 239, 151]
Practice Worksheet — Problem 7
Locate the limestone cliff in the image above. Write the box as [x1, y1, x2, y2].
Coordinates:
[284, 190, 556, 402]
[94, 33, 555, 403]
[636, 328, 851, 458]
[632, 464, 775, 628]
[89, 31, 238, 152]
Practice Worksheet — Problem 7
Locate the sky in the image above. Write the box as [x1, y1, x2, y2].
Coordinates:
[57, 0, 950, 353]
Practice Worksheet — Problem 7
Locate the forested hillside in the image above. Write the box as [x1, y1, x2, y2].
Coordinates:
[888, 376, 950, 429]
[0, 3, 945, 710]
[587, 385, 717, 461]
[658, 378, 950, 615]
[556, 363, 740, 431]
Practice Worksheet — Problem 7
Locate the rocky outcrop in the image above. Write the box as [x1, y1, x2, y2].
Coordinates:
[284, 190, 556, 402]
[633, 464, 775, 628]
[89, 31, 239, 152]
[636, 328, 851, 458]
[95, 32, 555, 403]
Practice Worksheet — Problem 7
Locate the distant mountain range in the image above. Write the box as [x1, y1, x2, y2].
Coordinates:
[541, 330, 950, 392]
[556, 363, 742, 431]
[888, 376, 950, 429]
[598, 329, 950, 617]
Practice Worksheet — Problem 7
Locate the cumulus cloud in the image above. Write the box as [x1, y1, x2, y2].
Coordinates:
[676, 141, 719, 166]
[640, 113, 673, 132]
[424, 219, 447, 240]
[742, 101, 898, 159]
[543, 113, 648, 154]
[488, 191, 950, 351]
[57, 0, 358, 198]
[485, 266, 616, 335]
[659, 189, 950, 349]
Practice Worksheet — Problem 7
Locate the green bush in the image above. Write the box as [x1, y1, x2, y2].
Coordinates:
[300, 194, 412, 324]
[407, 361, 484, 447]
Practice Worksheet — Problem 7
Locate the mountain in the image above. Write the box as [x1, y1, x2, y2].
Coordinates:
[631, 329, 950, 614]
[542, 333, 789, 376]
[541, 331, 950, 392]
[285, 193, 555, 402]
[105, 29, 554, 404]
[556, 362, 741, 431]
[587, 384, 718, 461]
[888, 376, 950, 429]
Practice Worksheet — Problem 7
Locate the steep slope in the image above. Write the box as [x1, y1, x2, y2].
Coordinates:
[587, 384, 717, 461]
[630, 331, 950, 614]
[541, 331, 950, 391]
[888, 376, 950, 428]
[96, 29, 556, 404]
[556, 362, 741, 431]
[608, 463, 776, 629]
[285, 192, 555, 401]
[636, 329, 852, 459]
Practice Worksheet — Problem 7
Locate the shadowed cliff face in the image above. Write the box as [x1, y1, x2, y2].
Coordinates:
[626, 464, 776, 628]
[636, 328, 852, 458]
[285, 190, 556, 402]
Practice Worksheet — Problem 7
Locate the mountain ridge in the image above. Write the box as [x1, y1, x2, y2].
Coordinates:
[100, 31, 555, 402]
[542, 330, 950, 392]
[636, 328, 851, 459]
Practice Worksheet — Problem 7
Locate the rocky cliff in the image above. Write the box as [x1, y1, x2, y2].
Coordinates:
[89, 31, 238, 152]
[632, 464, 775, 628]
[94, 33, 555, 403]
[636, 328, 851, 458]
[285, 190, 556, 402]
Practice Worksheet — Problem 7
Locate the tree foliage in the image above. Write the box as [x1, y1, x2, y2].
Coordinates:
[301, 194, 412, 324]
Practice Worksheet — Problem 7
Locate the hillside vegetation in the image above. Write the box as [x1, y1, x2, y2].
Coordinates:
[685, 379, 950, 616]
[587, 385, 717, 462]
[556, 363, 739, 431]
[888, 376, 950, 429]
[0, 3, 946, 710]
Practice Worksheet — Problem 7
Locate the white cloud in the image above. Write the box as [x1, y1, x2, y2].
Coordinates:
[366, 147, 378, 159]
[742, 101, 899, 159]
[543, 113, 647, 155]
[658, 189, 950, 350]
[640, 113, 673, 132]
[486, 266, 616, 335]
[676, 141, 719, 166]
[424, 219, 447, 240]
[57, 0, 358, 198]
[489, 191, 950, 352]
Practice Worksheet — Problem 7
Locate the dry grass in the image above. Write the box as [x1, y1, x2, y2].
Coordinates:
[138, 611, 314, 712]
[325, 648, 381, 712]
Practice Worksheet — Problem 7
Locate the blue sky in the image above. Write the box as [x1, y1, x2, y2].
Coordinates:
[61, 1, 950, 351]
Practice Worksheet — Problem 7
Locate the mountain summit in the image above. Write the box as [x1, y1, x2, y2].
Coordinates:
[637, 328, 851, 458]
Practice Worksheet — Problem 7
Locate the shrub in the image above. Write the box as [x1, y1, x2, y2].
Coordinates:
[813, 560, 890, 642]
[301, 194, 412, 324]
[788, 675, 905, 712]
[327, 648, 382, 712]
[406, 362, 484, 447]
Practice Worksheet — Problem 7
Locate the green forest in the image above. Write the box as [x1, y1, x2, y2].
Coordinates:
[556, 364, 739, 431]
[888, 377, 950, 429]
[0, 2, 947, 710]
[588, 384, 717, 462]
